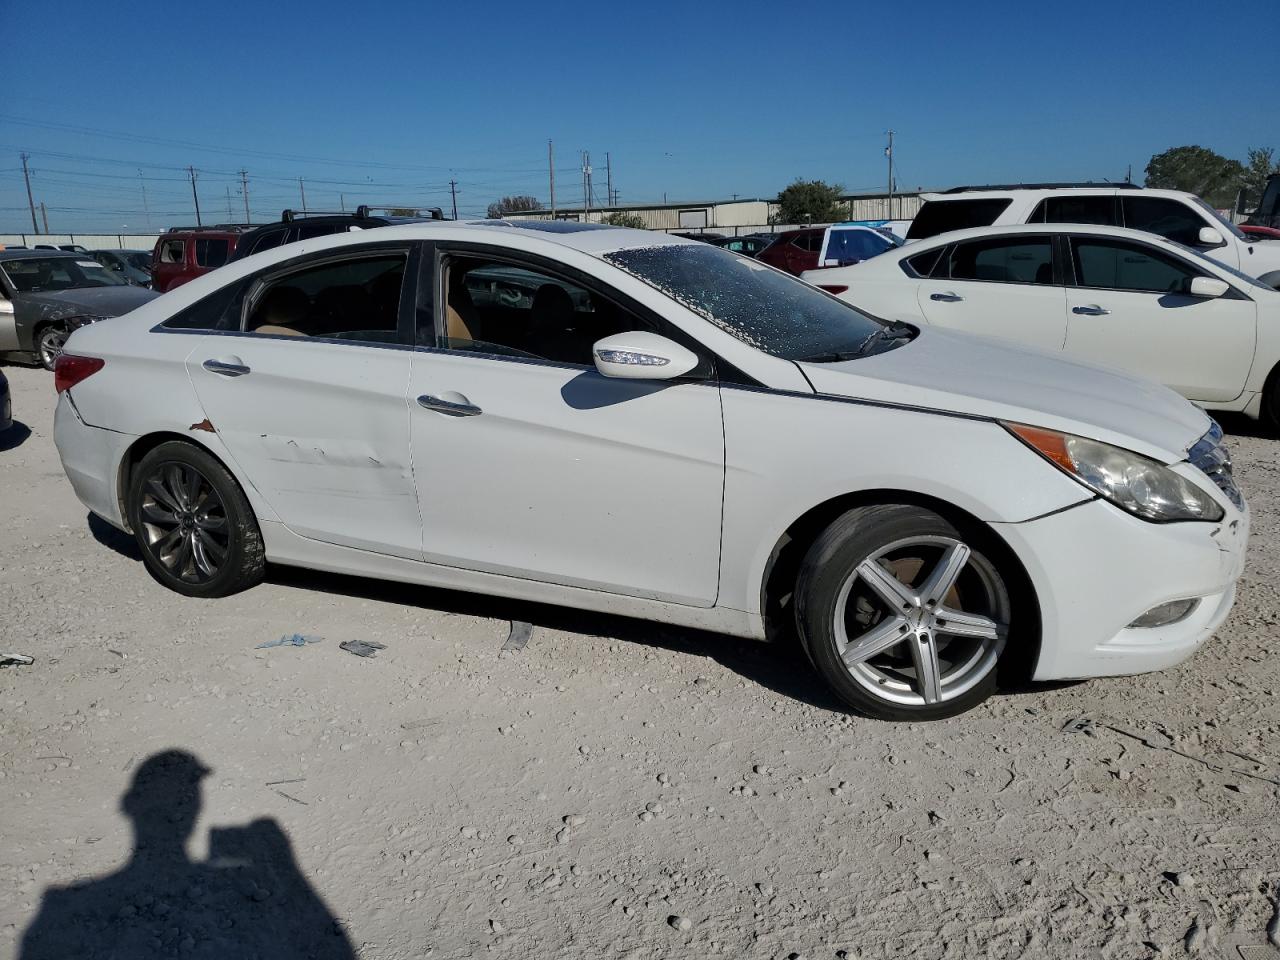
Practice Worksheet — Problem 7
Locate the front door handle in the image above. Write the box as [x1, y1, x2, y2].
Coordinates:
[203, 357, 251, 377]
[417, 394, 482, 417]
[930, 291, 964, 302]
[1071, 304, 1111, 316]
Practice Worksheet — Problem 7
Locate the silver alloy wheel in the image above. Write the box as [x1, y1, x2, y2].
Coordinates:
[37, 326, 67, 369]
[139, 462, 230, 583]
[834, 535, 1008, 706]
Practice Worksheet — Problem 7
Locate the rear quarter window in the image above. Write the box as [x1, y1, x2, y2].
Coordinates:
[906, 198, 1013, 240]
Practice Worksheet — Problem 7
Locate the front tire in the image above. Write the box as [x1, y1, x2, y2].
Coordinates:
[36, 323, 68, 370]
[795, 504, 1018, 720]
[126, 441, 265, 598]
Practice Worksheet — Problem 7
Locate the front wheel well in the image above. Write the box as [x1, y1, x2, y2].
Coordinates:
[116, 432, 221, 532]
[759, 489, 1042, 679]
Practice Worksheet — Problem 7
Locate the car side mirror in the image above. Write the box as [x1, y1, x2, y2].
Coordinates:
[1197, 226, 1225, 247]
[1188, 276, 1230, 298]
[592, 331, 699, 380]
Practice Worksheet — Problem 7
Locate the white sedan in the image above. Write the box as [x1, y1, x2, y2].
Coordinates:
[803, 223, 1280, 425]
[52, 222, 1247, 719]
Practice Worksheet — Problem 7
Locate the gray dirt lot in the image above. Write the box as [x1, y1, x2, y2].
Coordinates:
[1, 363, 1278, 959]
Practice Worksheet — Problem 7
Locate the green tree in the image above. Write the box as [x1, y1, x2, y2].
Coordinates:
[1144, 145, 1246, 207]
[1242, 146, 1279, 209]
[487, 195, 543, 219]
[603, 211, 647, 229]
[774, 179, 846, 225]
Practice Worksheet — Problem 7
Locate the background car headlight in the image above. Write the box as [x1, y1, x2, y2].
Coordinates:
[1004, 422, 1224, 523]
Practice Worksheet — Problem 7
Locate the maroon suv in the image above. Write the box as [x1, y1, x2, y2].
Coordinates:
[150, 226, 247, 293]
[755, 228, 825, 275]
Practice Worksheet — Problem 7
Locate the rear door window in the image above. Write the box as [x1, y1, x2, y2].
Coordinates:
[1121, 197, 1206, 246]
[245, 252, 408, 343]
[195, 238, 230, 268]
[906, 198, 1013, 240]
[1029, 195, 1118, 226]
[1071, 238, 1199, 294]
[947, 237, 1054, 284]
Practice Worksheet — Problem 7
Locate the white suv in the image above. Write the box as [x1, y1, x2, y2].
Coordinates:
[906, 183, 1280, 287]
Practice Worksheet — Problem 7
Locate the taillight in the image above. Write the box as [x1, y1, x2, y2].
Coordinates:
[818, 285, 849, 295]
[54, 354, 105, 394]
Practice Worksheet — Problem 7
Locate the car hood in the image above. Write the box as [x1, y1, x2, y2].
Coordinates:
[20, 285, 158, 317]
[797, 326, 1211, 463]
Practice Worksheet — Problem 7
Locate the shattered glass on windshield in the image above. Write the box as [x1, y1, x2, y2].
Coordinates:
[604, 244, 896, 361]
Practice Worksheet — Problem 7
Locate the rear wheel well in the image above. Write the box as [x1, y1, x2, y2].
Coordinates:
[1263, 360, 1280, 427]
[116, 432, 218, 532]
[760, 489, 1042, 679]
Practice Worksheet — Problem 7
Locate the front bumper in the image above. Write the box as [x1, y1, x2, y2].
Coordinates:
[995, 496, 1248, 681]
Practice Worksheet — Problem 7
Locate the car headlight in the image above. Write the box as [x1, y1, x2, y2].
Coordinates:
[64, 315, 108, 331]
[1004, 422, 1224, 523]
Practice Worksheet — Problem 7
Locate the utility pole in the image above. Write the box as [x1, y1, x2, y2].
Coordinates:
[40, 201, 49, 233]
[299, 178, 307, 212]
[188, 166, 202, 226]
[449, 179, 458, 220]
[138, 170, 151, 227]
[548, 140, 556, 217]
[885, 130, 895, 219]
[239, 169, 251, 223]
[226, 186, 234, 220]
[582, 151, 591, 220]
[340, 192, 345, 212]
[606, 152, 612, 209]
[21, 153, 38, 232]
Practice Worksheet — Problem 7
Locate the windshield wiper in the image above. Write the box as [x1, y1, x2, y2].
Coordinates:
[798, 321, 915, 363]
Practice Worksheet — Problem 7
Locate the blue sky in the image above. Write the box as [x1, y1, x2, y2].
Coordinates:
[3, 0, 1277, 232]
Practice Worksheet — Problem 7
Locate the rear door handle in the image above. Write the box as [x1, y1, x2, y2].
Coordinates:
[417, 394, 482, 417]
[1071, 304, 1111, 316]
[202, 357, 251, 377]
[930, 291, 964, 302]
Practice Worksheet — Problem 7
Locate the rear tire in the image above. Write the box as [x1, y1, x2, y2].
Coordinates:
[794, 504, 1020, 721]
[126, 440, 265, 598]
[1263, 366, 1280, 432]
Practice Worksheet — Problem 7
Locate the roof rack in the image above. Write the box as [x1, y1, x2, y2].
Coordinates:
[165, 223, 252, 233]
[279, 205, 447, 223]
[941, 182, 1140, 193]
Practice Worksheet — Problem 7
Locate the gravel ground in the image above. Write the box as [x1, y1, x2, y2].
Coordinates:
[1, 363, 1278, 959]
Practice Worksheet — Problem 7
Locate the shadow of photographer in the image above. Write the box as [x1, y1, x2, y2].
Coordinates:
[20, 749, 354, 959]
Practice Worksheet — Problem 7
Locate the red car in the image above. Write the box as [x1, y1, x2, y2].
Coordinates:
[756, 224, 901, 276]
[151, 226, 247, 293]
[756, 228, 825, 275]
[1240, 224, 1280, 242]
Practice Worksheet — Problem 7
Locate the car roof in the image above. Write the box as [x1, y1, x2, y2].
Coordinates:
[247, 219, 698, 259]
[919, 185, 1191, 202]
[888, 222, 1197, 250]
[0, 248, 81, 261]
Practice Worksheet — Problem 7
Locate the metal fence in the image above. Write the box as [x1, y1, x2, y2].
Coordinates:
[0, 233, 161, 250]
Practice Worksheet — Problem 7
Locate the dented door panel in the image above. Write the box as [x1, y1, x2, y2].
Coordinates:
[185, 335, 421, 559]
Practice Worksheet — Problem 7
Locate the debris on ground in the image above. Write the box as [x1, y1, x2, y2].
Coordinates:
[339, 639, 386, 658]
[500, 620, 534, 655]
[1, 652, 34, 667]
[256, 634, 321, 649]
